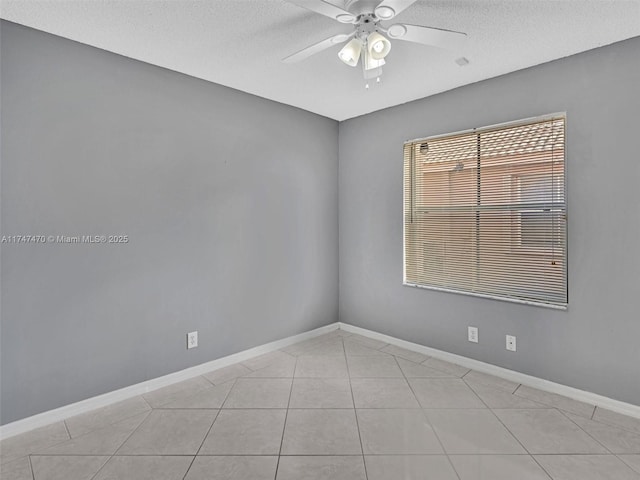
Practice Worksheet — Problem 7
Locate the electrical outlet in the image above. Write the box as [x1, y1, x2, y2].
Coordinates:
[468, 326, 478, 343]
[187, 331, 198, 349]
[506, 335, 516, 352]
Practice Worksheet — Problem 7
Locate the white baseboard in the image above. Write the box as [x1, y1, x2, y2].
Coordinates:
[339, 322, 640, 420]
[0, 322, 339, 440]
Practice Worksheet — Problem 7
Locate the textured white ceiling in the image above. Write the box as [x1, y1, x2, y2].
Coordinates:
[1, 0, 639, 120]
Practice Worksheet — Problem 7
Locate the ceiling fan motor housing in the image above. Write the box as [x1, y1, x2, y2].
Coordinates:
[356, 13, 382, 41]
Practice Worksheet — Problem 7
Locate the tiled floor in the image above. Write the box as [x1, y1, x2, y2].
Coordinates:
[2, 330, 640, 480]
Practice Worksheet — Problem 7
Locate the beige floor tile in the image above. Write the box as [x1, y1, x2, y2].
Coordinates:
[535, 454, 640, 480]
[117, 409, 216, 455]
[161, 381, 234, 409]
[344, 340, 390, 356]
[295, 356, 349, 378]
[242, 351, 294, 371]
[357, 409, 443, 454]
[514, 385, 595, 418]
[344, 334, 388, 350]
[282, 337, 331, 356]
[425, 409, 525, 455]
[593, 408, 640, 435]
[494, 409, 608, 454]
[565, 412, 640, 453]
[409, 378, 485, 408]
[281, 409, 362, 455]
[351, 378, 419, 408]
[380, 344, 429, 363]
[65, 396, 150, 438]
[185, 456, 278, 480]
[619, 455, 640, 474]
[396, 358, 455, 378]
[449, 455, 551, 480]
[332, 329, 353, 337]
[365, 455, 458, 480]
[37, 412, 148, 455]
[0, 422, 69, 464]
[199, 409, 286, 455]
[276, 456, 366, 480]
[465, 381, 546, 409]
[463, 371, 520, 393]
[245, 358, 297, 378]
[0, 457, 33, 480]
[222, 378, 292, 408]
[93, 456, 193, 480]
[30, 455, 109, 480]
[143, 376, 213, 408]
[289, 378, 353, 408]
[347, 356, 403, 378]
[301, 339, 345, 356]
[422, 358, 471, 377]
[202, 364, 252, 385]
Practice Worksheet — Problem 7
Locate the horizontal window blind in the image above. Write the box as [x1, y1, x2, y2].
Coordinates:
[403, 115, 567, 307]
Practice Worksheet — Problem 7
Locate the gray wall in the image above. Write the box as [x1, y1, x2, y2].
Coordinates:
[339, 36, 640, 405]
[0, 21, 339, 424]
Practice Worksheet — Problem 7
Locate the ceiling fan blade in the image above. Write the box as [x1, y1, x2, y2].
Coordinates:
[387, 23, 467, 50]
[286, 0, 357, 23]
[282, 32, 354, 63]
[374, 0, 418, 20]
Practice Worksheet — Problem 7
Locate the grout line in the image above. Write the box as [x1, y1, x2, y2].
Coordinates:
[459, 376, 489, 407]
[109, 409, 155, 457]
[555, 408, 615, 455]
[615, 454, 640, 475]
[200, 373, 218, 387]
[182, 414, 226, 475]
[62, 420, 72, 441]
[510, 384, 522, 395]
[343, 338, 368, 480]
[140, 395, 153, 410]
[218, 377, 241, 410]
[274, 355, 297, 480]
[392, 354, 461, 480]
[86, 411, 151, 480]
[180, 376, 239, 480]
[529, 455, 555, 480]
[28, 455, 35, 480]
[589, 414, 640, 437]
[481, 405, 555, 479]
[466, 380, 552, 476]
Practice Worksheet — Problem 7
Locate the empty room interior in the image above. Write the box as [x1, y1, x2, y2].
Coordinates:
[1, 0, 640, 479]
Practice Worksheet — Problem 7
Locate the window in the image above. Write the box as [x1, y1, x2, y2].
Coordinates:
[403, 115, 567, 308]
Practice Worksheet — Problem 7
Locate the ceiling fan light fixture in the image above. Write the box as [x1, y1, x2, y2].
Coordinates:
[375, 5, 395, 20]
[338, 38, 362, 66]
[364, 50, 385, 71]
[331, 33, 351, 44]
[367, 32, 391, 60]
[387, 24, 407, 39]
[336, 13, 356, 23]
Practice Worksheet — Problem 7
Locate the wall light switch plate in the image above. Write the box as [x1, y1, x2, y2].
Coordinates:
[468, 326, 478, 343]
[187, 331, 198, 349]
[506, 335, 516, 352]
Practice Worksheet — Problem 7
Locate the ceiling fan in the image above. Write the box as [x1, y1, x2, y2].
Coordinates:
[282, 0, 468, 87]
